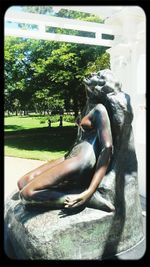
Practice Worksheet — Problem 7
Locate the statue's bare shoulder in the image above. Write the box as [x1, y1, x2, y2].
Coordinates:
[94, 104, 108, 114]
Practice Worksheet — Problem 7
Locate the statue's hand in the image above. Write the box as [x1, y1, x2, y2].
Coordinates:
[64, 191, 90, 208]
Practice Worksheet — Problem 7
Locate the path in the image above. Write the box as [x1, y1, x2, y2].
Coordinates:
[4, 156, 46, 201]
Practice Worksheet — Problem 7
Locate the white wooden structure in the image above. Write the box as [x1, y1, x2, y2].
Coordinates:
[5, 9, 119, 47]
[5, 6, 146, 197]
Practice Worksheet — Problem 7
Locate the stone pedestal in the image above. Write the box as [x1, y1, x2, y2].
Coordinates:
[5, 187, 144, 260]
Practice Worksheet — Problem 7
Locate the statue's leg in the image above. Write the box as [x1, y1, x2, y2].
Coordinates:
[20, 188, 82, 209]
[87, 190, 115, 212]
[17, 157, 65, 190]
[19, 155, 83, 206]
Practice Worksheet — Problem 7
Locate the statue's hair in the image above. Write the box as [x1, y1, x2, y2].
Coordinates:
[96, 69, 122, 94]
[86, 69, 134, 147]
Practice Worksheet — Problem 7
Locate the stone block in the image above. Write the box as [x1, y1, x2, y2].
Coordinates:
[5, 187, 144, 260]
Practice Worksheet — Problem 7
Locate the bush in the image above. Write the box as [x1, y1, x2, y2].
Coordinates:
[46, 114, 75, 123]
[47, 115, 60, 123]
[40, 120, 46, 124]
[63, 114, 75, 123]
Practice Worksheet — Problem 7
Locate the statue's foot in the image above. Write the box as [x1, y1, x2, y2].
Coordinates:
[87, 190, 115, 212]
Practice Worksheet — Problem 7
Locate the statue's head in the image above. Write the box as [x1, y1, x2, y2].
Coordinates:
[83, 69, 121, 102]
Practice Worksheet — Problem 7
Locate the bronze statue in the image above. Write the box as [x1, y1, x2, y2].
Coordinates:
[17, 69, 134, 212]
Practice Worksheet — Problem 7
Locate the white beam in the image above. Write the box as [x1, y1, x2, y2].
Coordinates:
[5, 28, 114, 46]
[5, 10, 119, 46]
[5, 10, 118, 34]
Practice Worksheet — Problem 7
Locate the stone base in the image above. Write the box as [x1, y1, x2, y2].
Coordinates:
[4, 187, 144, 260]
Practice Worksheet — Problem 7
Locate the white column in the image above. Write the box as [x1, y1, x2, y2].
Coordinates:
[105, 6, 146, 197]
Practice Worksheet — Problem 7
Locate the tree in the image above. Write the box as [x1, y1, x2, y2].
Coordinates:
[13, 98, 21, 116]
[5, 7, 110, 116]
[21, 6, 53, 15]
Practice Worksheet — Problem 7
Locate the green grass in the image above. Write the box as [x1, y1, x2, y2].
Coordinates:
[4, 115, 74, 132]
[4, 116, 77, 161]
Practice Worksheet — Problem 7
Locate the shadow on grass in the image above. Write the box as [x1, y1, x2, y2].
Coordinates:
[4, 126, 77, 153]
[5, 125, 25, 131]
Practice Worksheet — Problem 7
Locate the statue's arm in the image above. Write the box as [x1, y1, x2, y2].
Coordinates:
[64, 105, 113, 208]
[87, 104, 112, 192]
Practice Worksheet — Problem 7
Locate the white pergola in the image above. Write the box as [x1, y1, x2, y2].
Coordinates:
[4, 6, 146, 198]
[4, 6, 123, 47]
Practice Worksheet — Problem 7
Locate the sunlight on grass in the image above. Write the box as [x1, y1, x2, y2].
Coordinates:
[4, 116, 74, 131]
[4, 146, 65, 161]
[4, 116, 76, 160]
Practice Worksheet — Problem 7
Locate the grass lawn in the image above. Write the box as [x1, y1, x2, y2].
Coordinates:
[4, 115, 74, 131]
[4, 115, 77, 161]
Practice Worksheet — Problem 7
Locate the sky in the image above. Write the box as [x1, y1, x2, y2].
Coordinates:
[5, 6, 22, 30]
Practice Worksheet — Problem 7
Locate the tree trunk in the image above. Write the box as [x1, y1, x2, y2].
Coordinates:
[73, 98, 79, 118]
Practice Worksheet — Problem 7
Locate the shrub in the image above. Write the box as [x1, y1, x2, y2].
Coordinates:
[40, 120, 46, 124]
[63, 114, 75, 123]
[46, 115, 60, 123]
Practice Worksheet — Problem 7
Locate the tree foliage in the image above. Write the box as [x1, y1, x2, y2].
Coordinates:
[4, 7, 110, 116]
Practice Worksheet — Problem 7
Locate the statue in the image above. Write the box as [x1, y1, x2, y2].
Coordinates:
[6, 69, 144, 259]
[17, 69, 137, 213]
